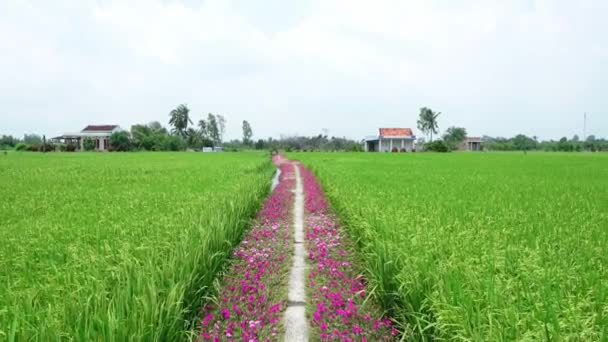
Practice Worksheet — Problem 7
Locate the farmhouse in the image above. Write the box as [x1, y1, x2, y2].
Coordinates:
[364, 128, 416, 152]
[52, 125, 122, 151]
[459, 137, 483, 151]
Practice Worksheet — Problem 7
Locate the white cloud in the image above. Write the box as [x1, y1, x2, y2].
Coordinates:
[0, 0, 607, 140]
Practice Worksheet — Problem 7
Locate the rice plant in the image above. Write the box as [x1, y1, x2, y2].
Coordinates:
[291, 152, 608, 340]
[0, 152, 273, 341]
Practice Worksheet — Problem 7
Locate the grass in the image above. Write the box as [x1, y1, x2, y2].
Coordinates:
[290, 152, 608, 340]
[0, 152, 273, 341]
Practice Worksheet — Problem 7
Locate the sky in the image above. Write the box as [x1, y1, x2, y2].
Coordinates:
[1, 0, 607, 141]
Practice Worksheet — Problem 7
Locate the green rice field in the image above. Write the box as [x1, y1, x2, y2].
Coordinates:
[0, 152, 272, 340]
[291, 152, 608, 340]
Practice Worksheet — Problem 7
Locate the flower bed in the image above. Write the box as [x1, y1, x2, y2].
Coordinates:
[299, 164, 397, 341]
[200, 161, 295, 341]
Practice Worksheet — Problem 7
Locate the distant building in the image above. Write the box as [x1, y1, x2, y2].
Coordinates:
[459, 137, 483, 151]
[202, 146, 224, 152]
[52, 125, 121, 151]
[364, 128, 416, 152]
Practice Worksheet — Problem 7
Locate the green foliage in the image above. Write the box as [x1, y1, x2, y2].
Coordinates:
[83, 137, 95, 151]
[109, 131, 132, 151]
[254, 139, 266, 150]
[417, 107, 441, 142]
[291, 152, 608, 341]
[15, 143, 28, 151]
[425, 140, 449, 152]
[217, 115, 226, 144]
[483, 135, 608, 152]
[242, 120, 253, 145]
[512, 134, 537, 151]
[442, 126, 467, 150]
[163, 134, 185, 151]
[206, 113, 220, 146]
[131, 122, 167, 150]
[23, 134, 42, 145]
[350, 143, 363, 152]
[0, 152, 273, 340]
[1, 135, 19, 149]
[168, 104, 192, 137]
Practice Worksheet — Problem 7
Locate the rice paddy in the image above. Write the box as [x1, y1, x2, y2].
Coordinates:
[0, 152, 273, 340]
[290, 152, 608, 340]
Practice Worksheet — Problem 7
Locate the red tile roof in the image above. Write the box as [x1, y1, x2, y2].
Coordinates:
[81, 125, 118, 132]
[379, 128, 414, 137]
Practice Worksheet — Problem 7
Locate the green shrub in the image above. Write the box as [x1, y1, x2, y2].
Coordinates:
[83, 137, 95, 151]
[425, 140, 449, 152]
[15, 143, 28, 151]
[109, 131, 132, 151]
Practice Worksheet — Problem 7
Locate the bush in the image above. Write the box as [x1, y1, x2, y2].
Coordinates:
[83, 137, 95, 151]
[391, 147, 399, 153]
[109, 131, 132, 152]
[15, 143, 28, 151]
[162, 135, 185, 151]
[24, 143, 55, 152]
[65, 144, 77, 152]
[425, 140, 449, 152]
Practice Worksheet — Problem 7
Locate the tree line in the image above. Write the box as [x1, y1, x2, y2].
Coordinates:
[3, 104, 606, 152]
[415, 107, 607, 152]
[482, 135, 608, 152]
[2, 104, 362, 152]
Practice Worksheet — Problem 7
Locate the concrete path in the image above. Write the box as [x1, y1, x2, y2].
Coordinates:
[284, 163, 309, 342]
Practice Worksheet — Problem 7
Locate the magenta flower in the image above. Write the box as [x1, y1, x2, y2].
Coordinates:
[199, 160, 296, 341]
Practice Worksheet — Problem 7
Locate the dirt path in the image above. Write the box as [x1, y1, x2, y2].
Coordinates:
[284, 162, 309, 341]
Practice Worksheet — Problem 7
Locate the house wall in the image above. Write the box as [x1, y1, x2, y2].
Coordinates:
[379, 138, 413, 152]
[458, 141, 482, 151]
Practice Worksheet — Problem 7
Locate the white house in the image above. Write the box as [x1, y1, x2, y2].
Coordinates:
[52, 125, 122, 151]
[364, 128, 416, 152]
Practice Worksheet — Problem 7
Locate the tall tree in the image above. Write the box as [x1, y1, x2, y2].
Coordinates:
[217, 115, 226, 144]
[198, 119, 208, 139]
[168, 104, 192, 137]
[242, 120, 253, 145]
[207, 113, 220, 146]
[185, 127, 202, 149]
[443, 126, 467, 150]
[416, 107, 441, 142]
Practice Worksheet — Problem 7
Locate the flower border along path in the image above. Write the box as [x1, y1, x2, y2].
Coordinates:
[199, 156, 295, 341]
[299, 164, 397, 341]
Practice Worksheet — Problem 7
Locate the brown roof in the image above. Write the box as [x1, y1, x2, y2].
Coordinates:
[379, 128, 414, 137]
[81, 125, 118, 132]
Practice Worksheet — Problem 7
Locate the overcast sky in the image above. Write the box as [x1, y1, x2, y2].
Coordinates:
[1, 0, 607, 141]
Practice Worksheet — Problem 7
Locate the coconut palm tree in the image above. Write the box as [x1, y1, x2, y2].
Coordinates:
[168, 104, 192, 137]
[417, 107, 441, 142]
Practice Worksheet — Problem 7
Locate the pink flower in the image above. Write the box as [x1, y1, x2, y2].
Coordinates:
[221, 308, 230, 320]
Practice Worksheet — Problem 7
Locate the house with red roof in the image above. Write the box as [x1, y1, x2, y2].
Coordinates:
[364, 128, 416, 152]
[52, 125, 122, 151]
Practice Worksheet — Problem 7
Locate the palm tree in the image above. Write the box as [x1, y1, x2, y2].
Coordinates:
[417, 107, 441, 142]
[168, 104, 192, 137]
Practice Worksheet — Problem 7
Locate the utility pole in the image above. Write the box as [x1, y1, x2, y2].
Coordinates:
[583, 112, 587, 141]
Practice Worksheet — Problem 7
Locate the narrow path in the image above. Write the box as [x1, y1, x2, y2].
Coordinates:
[284, 162, 309, 341]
